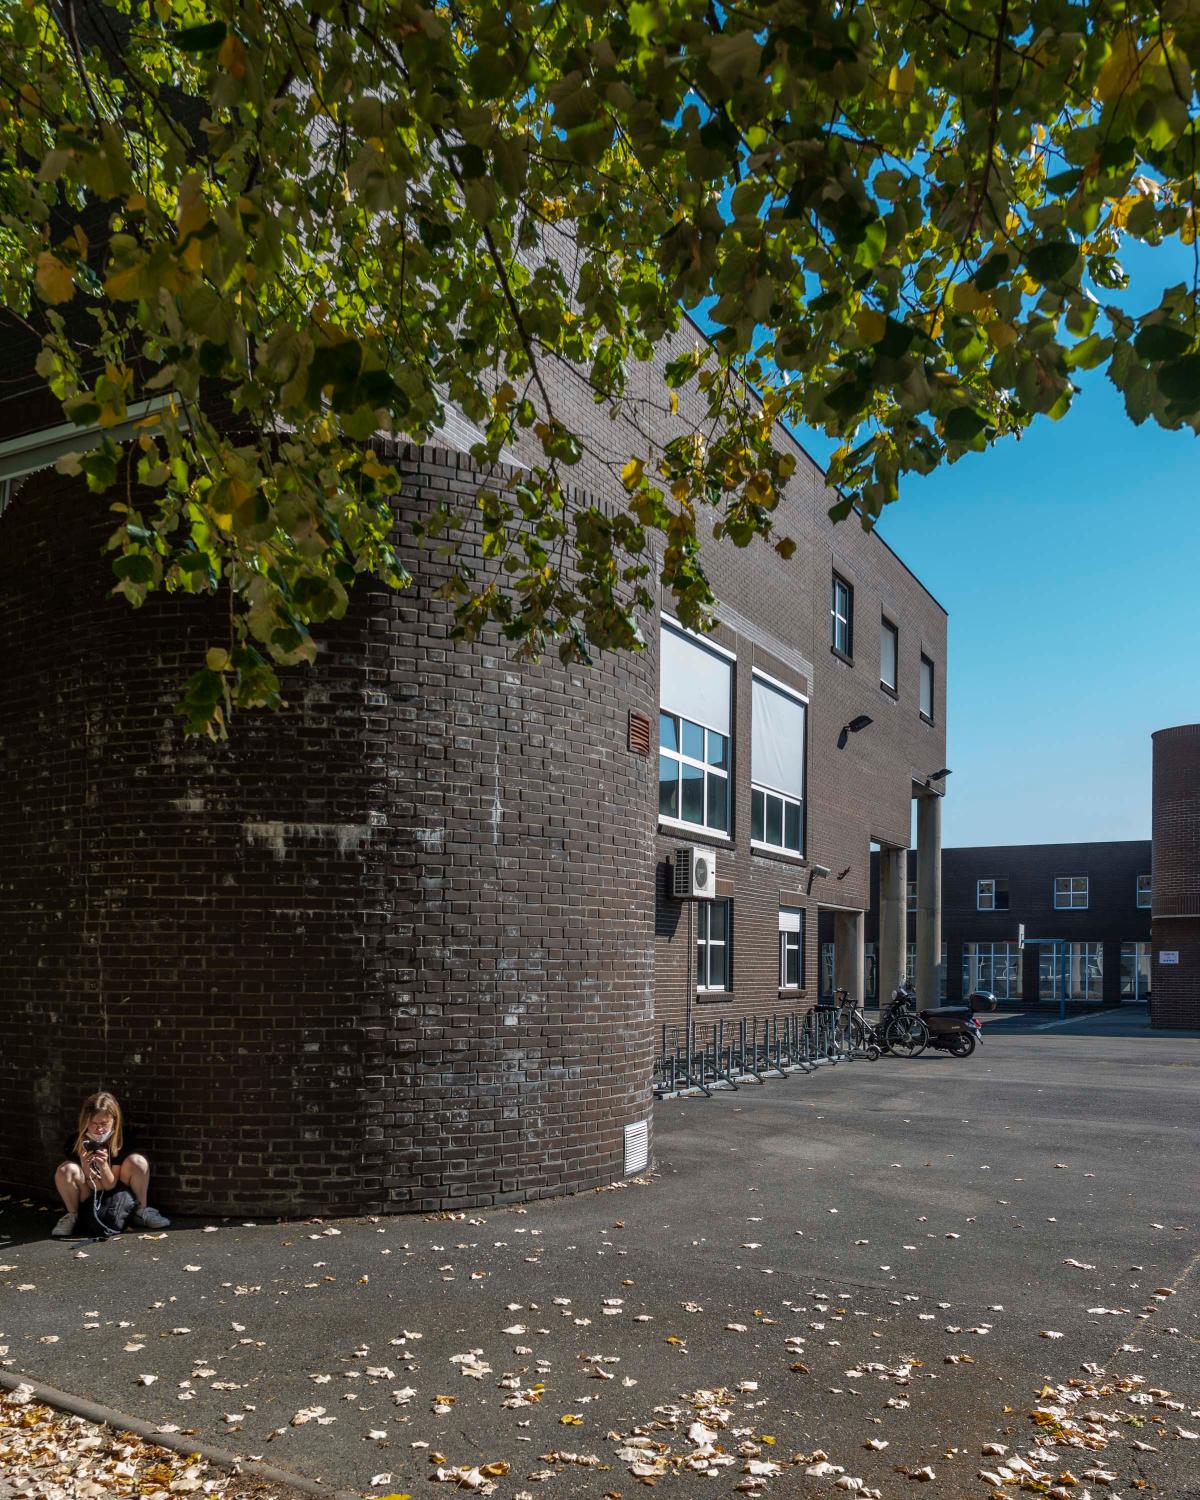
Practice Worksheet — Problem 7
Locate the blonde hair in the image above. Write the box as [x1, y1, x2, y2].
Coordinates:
[74, 1091, 124, 1158]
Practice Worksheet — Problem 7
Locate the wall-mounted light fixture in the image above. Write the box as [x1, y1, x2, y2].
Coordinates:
[836, 714, 874, 750]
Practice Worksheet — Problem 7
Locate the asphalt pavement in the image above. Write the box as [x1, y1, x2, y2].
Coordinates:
[2, 1022, 1197, 1499]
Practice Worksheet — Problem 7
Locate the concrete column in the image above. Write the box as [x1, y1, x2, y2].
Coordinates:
[878, 846, 907, 1009]
[833, 909, 866, 1007]
[915, 790, 942, 1004]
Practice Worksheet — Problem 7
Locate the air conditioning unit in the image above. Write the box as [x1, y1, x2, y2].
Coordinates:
[673, 845, 717, 901]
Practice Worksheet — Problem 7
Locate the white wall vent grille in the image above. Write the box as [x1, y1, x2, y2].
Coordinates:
[623, 1118, 650, 1176]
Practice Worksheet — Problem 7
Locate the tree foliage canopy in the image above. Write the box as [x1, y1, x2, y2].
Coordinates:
[2, 0, 1198, 732]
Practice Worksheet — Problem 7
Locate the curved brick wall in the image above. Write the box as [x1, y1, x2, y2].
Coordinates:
[1150, 723, 1200, 1030]
[0, 446, 657, 1215]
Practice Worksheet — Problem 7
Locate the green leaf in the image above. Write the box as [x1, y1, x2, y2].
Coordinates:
[943, 408, 988, 441]
[1133, 324, 1192, 363]
[1157, 355, 1200, 407]
[1025, 241, 1079, 284]
[174, 21, 228, 51]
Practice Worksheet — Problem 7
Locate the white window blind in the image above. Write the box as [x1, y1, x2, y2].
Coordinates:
[751, 675, 806, 800]
[661, 624, 731, 735]
[779, 907, 802, 933]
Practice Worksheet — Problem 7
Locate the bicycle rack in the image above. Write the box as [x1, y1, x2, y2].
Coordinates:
[653, 1004, 850, 1098]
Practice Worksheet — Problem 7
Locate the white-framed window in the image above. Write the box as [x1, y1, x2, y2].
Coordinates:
[659, 622, 732, 834]
[919, 653, 935, 720]
[696, 900, 729, 991]
[1040, 941, 1102, 1001]
[976, 876, 1009, 912]
[963, 941, 1022, 1000]
[1053, 875, 1089, 909]
[906, 878, 917, 912]
[1136, 873, 1152, 908]
[1120, 941, 1152, 999]
[831, 572, 853, 656]
[751, 672, 807, 855]
[880, 617, 898, 691]
[779, 907, 803, 989]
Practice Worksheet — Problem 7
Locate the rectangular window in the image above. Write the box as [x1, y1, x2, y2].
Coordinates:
[1136, 873, 1152, 908]
[880, 618, 898, 691]
[1039, 941, 1103, 1001]
[919, 654, 934, 721]
[659, 622, 732, 835]
[831, 572, 853, 657]
[963, 941, 1023, 1000]
[1120, 941, 1152, 1000]
[864, 940, 878, 1001]
[906, 878, 917, 912]
[1053, 875, 1089, 909]
[820, 941, 835, 1000]
[696, 901, 729, 991]
[779, 907, 804, 989]
[976, 876, 1009, 912]
[751, 673, 806, 855]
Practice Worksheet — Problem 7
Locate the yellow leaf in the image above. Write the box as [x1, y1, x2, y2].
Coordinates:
[104, 262, 144, 301]
[988, 320, 1017, 350]
[560, 1413, 583, 1425]
[35, 251, 75, 304]
[855, 308, 886, 344]
[206, 648, 230, 671]
[949, 282, 987, 314]
[218, 32, 247, 76]
[1182, 208, 1197, 246]
[177, 172, 210, 244]
[887, 59, 916, 103]
[621, 457, 645, 490]
[479, 1463, 510, 1477]
[1095, 28, 1141, 105]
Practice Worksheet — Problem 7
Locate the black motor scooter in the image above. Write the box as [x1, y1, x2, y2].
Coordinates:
[893, 983, 996, 1057]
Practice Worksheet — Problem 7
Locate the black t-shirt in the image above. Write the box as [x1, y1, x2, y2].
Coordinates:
[63, 1133, 132, 1169]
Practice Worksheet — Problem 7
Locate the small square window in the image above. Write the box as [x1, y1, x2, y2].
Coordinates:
[977, 877, 1009, 912]
[1136, 873, 1152, 908]
[1053, 875, 1089, 910]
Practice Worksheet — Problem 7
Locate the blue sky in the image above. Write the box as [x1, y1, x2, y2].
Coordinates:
[797, 239, 1199, 849]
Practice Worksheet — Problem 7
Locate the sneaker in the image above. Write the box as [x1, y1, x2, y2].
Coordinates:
[51, 1212, 77, 1238]
[131, 1205, 171, 1230]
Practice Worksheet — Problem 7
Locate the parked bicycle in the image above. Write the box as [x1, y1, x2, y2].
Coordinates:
[879, 985, 930, 1057]
[834, 990, 882, 1060]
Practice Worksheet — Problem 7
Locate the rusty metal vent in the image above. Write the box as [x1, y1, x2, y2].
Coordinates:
[624, 1118, 650, 1175]
[628, 710, 652, 755]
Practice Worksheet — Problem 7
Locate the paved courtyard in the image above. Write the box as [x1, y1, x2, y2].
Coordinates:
[2, 1021, 1198, 1498]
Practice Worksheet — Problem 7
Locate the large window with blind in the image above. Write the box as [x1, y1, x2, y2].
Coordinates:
[659, 622, 733, 834]
[750, 672, 807, 855]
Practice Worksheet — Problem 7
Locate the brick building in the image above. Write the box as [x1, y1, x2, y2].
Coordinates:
[1151, 724, 1200, 1029]
[1, 249, 948, 1213]
[853, 841, 1153, 1010]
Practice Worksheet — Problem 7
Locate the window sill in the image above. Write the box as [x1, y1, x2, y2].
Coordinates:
[830, 646, 854, 667]
[919, 711, 935, 726]
[750, 841, 807, 865]
[879, 682, 899, 700]
[696, 990, 734, 1003]
[779, 987, 807, 999]
[658, 818, 731, 843]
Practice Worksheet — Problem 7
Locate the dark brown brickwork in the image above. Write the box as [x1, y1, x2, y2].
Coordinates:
[0, 446, 657, 1215]
[863, 842, 1152, 1007]
[1151, 724, 1200, 1029]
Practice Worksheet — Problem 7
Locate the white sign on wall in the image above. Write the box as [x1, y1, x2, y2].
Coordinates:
[1158, 951, 1180, 965]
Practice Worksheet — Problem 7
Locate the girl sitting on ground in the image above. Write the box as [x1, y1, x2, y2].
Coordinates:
[51, 1091, 170, 1237]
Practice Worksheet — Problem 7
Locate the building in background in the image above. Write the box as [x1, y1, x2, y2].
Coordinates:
[850, 841, 1153, 1009]
[1151, 724, 1200, 1030]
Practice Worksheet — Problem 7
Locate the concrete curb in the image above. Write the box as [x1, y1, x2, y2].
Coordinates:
[0, 1370, 365, 1500]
